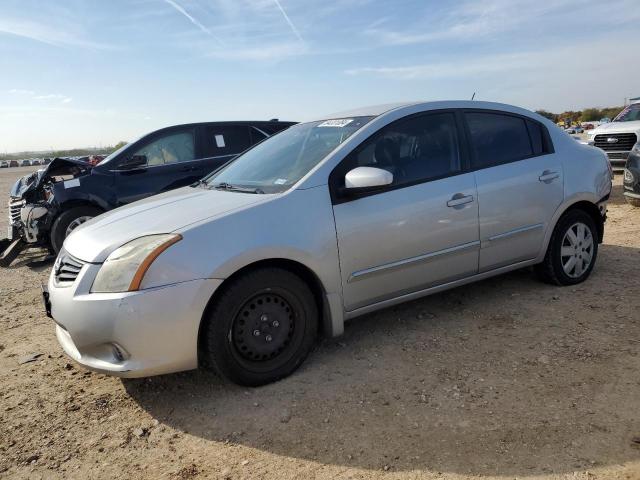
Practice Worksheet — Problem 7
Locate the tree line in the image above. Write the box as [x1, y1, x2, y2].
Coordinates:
[0, 141, 128, 161]
[535, 106, 623, 125]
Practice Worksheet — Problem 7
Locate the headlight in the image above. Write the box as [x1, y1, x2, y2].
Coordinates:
[624, 169, 634, 182]
[632, 142, 640, 154]
[91, 234, 182, 293]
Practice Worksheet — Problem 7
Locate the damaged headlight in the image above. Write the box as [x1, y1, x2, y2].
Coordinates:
[91, 234, 182, 293]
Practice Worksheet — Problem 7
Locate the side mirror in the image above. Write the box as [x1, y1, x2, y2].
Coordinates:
[120, 155, 147, 170]
[344, 166, 393, 192]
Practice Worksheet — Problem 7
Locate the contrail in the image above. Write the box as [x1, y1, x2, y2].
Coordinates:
[273, 0, 303, 42]
[163, 0, 212, 35]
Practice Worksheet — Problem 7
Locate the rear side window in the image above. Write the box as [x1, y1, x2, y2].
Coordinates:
[207, 125, 251, 157]
[526, 120, 545, 155]
[466, 112, 533, 168]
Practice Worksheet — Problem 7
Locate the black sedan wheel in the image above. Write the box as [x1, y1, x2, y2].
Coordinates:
[203, 267, 318, 386]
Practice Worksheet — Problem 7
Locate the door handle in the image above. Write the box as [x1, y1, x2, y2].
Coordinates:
[447, 193, 474, 208]
[539, 170, 559, 183]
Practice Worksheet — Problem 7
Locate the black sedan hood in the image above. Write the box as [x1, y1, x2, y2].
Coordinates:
[9, 158, 93, 198]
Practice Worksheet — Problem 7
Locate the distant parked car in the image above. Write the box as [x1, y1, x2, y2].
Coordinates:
[0, 161, 8, 168]
[31, 159, 41, 166]
[19, 160, 31, 167]
[44, 101, 612, 385]
[43, 158, 52, 165]
[623, 142, 640, 207]
[583, 123, 595, 130]
[9, 160, 19, 168]
[565, 126, 583, 134]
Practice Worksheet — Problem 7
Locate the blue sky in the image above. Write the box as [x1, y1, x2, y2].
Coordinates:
[0, 0, 638, 152]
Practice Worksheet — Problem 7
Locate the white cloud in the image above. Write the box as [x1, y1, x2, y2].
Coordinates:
[163, 0, 222, 45]
[7, 89, 72, 104]
[8, 89, 35, 95]
[0, 17, 114, 49]
[344, 34, 640, 111]
[363, 0, 639, 47]
[206, 42, 307, 61]
[272, 0, 304, 42]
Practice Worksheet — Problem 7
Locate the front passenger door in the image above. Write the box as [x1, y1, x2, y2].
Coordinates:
[331, 112, 480, 312]
[114, 128, 199, 204]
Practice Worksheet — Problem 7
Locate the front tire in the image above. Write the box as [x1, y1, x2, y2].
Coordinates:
[50, 206, 102, 254]
[202, 268, 318, 386]
[535, 209, 598, 285]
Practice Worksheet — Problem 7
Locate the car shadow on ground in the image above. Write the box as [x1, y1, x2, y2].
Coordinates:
[609, 180, 629, 206]
[3, 246, 53, 271]
[124, 243, 640, 477]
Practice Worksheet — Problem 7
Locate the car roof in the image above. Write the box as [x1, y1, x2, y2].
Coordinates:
[156, 120, 296, 130]
[321, 100, 541, 121]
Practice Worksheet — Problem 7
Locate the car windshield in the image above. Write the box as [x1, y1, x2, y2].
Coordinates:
[203, 116, 374, 193]
[613, 104, 640, 122]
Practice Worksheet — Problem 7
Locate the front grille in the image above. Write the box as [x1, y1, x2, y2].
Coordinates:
[594, 133, 637, 152]
[606, 151, 629, 160]
[9, 198, 23, 224]
[54, 251, 86, 285]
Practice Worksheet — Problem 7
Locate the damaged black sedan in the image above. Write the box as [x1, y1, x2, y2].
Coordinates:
[1, 120, 294, 266]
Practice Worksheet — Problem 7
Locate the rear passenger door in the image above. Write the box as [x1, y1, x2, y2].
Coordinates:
[199, 125, 252, 176]
[464, 110, 563, 272]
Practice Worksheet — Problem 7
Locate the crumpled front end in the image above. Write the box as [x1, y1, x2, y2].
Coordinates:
[2, 158, 93, 266]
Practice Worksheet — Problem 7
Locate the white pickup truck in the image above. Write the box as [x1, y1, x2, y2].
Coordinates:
[587, 101, 640, 170]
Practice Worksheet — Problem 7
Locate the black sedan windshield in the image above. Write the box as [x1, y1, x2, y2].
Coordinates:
[205, 116, 374, 193]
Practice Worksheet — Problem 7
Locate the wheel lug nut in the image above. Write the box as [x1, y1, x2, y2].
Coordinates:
[260, 314, 269, 322]
[272, 320, 280, 328]
[265, 334, 273, 343]
[253, 329, 261, 337]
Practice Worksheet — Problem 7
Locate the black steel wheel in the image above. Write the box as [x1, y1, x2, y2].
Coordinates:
[202, 267, 318, 386]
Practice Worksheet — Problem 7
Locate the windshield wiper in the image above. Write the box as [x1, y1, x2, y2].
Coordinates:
[191, 179, 208, 188]
[211, 182, 264, 194]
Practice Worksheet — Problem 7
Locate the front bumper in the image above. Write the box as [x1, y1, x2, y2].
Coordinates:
[47, 262, 222, 377]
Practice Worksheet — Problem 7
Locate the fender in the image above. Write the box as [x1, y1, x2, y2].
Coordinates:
[535, 191, 603, 264]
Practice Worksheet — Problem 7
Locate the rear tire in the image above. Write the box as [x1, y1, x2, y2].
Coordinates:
[50, 206, 102, 254]
[202, 268, 318, 386]
[625, 196, 640, 207]
[535, 209, 598, 286]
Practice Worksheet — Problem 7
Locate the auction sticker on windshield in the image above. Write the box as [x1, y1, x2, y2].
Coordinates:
[318, 119, 353, 128]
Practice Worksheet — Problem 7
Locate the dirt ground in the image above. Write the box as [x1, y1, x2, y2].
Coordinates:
[0, 166, 639, 480]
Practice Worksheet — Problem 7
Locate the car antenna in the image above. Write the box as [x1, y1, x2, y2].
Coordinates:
[471, 92, 476, 100]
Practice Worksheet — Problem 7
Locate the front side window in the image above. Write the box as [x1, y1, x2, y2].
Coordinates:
[132, 131, 195, 166]
[204, 117, 373, 193]
[335, 112, 461, 190]
[466, 112, 533, 168]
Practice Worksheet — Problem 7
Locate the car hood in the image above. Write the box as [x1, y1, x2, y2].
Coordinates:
[64, 186, 271, 262]
[591, 121, 640, 136]
[9, 157, 92, 199]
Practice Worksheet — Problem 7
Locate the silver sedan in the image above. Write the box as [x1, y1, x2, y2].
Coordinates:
[46, 101, 612, 385]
